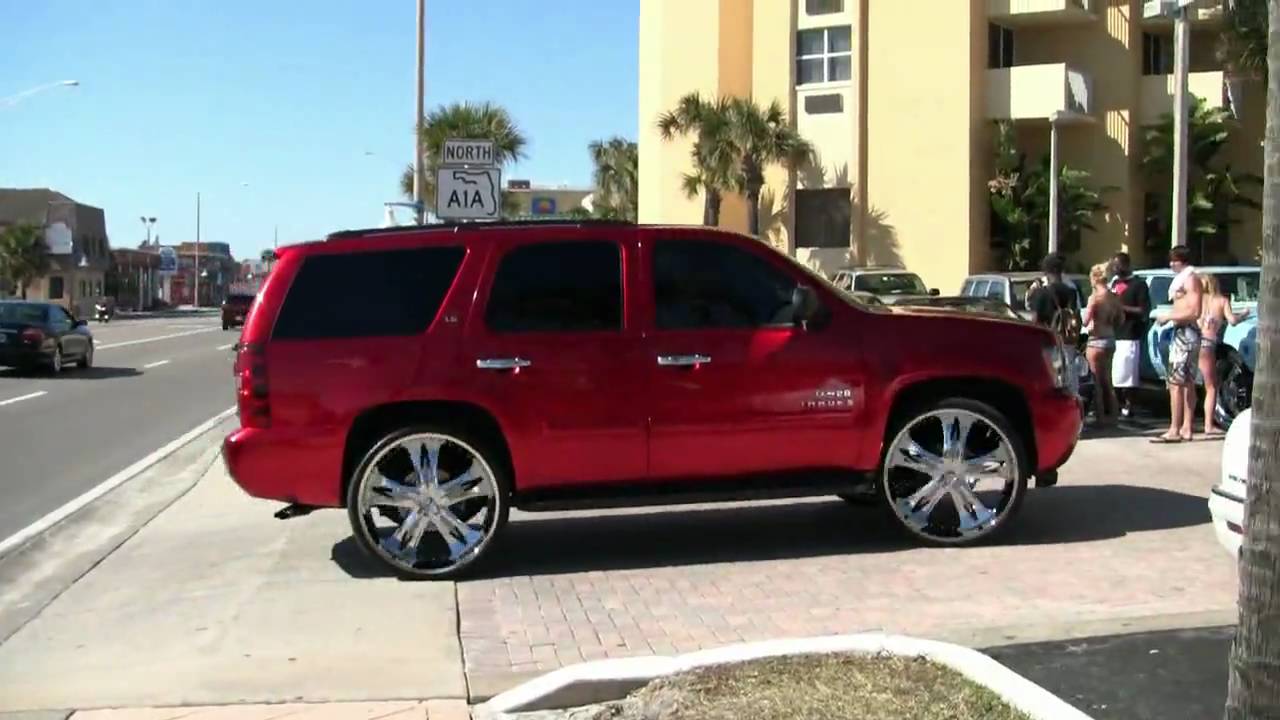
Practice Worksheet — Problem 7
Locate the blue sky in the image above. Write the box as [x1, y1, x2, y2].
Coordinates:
[1, 0, 639, 260]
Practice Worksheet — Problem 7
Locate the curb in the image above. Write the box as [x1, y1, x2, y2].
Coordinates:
[476, 632, 1095, 720]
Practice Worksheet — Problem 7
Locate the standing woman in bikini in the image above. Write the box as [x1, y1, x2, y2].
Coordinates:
[1197, 272, 1251, 437]
[1083, 263, 1122, 425]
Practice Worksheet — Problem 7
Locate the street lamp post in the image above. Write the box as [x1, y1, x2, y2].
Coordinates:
[140, 216, 156, 245]
[413, 0, 426, 225]
[194, 192, 201, 308]
[0, 80, 79, 109]
[1144, 0, 1195, 253]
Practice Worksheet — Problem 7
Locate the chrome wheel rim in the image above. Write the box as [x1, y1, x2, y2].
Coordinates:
[883, 409, 1020, 543]
[51, 348, 62, 373]
[85, 343, 93, 367]
[355, 433, 500, 575]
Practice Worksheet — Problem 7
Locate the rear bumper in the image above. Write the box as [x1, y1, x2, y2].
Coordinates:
[1034, 389, 1083, 474]
[222, 425, 345, 507]
[1209, 486, 1244, 557]
[0, 347, 51, 367]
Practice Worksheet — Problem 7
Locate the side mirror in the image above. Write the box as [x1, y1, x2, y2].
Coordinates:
[929, 288, 941, 296]
[791, 285, 822, 329]
[75, 319, 87, 328]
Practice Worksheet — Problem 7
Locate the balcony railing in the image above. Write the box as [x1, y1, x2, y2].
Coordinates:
[988, 0, 1096, 25]
[1139, 71, 1242, 124]
[987, 63, 1093, 121]
[1142, 0, 1225, 26]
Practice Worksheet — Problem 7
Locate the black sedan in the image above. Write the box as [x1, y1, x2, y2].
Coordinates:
[0, 301, 94, 373]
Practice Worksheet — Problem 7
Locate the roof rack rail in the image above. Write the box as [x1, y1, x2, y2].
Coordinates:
[326, 218, 634, 241]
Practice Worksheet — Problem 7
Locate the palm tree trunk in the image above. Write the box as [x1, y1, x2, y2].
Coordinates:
[1224, 2, 1280, 717]
[747, 185, 762, 237]
[704, 191, 722, 226]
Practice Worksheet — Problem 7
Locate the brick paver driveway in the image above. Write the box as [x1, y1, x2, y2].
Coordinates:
[456, 427, 1237, 693]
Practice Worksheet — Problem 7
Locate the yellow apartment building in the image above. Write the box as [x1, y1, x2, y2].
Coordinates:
[638, 0, 1263, 294]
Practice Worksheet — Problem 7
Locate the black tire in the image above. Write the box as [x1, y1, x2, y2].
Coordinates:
[222, 323, 230, 331]
[1213, 351, 1252, 430]
[879, 397, 1030, 547]
[77, 342, 93, 369]
[346, 423, 511, 581]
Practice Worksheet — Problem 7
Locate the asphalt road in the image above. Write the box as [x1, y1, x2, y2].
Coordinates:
[0, 313, 238, 543]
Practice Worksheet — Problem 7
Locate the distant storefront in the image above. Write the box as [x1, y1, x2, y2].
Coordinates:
[0, 188, 113, 317]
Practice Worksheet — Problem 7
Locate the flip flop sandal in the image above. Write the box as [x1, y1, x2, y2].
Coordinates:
[1149, 435, 1183, 444]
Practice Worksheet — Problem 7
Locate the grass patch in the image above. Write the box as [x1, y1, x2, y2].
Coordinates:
[585, 653, 1032, 720]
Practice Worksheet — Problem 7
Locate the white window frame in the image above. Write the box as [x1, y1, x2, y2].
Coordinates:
[796, 26, 852, 86]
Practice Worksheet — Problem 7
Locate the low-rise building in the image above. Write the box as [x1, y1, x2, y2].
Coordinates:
[504, 180, 594, 219]
[0, 188, 113, 317]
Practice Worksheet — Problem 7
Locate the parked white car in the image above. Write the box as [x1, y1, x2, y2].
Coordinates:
[1209, 408, 1250, 557]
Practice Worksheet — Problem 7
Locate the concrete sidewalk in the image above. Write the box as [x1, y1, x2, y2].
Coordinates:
[0, 462, 466, 712]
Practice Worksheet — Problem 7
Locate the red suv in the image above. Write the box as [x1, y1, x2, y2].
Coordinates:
[223, 222, 1081, 579]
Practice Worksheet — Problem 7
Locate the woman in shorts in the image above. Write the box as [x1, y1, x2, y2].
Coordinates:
[1083, 263, 1123, 426]
[1197, 272, 1251, 437]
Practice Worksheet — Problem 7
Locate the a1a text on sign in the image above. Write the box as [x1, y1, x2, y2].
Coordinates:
[442, 139, 497, 167]
[436, 167, 502, 220]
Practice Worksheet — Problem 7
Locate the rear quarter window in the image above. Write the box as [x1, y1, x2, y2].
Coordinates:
[271, 246, 465, 340]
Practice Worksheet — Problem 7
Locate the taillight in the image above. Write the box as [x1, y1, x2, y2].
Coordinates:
[20, 328, 44, 344]
[235, 342, 270, 428]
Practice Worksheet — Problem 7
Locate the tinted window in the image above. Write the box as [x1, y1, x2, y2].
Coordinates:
[49, 306, 72, 329]
[0, 303, 48, 325]
[272, 247, 464, 340]
[47, 277, 64, 300]
[653, 240, 797, 329]
[968, 280, 988, 297]
[485, 241, 621, 333]
[985, 281, 1004, 299]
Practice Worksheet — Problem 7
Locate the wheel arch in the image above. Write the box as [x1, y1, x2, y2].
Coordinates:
[341, 400, 514, 506]
[882, 376, 1037, 472]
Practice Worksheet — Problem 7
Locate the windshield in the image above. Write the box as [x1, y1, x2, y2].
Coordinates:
[853, 272, 927, 295]
[0, 303, 47, 325]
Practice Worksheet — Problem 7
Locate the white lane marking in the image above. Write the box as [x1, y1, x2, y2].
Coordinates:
[0, 406, 237, 558]
[0, 391, 48, 407]
[142, 360, 171, 369]
[97, 327, 219, 350]
[217, 342, 237, 351]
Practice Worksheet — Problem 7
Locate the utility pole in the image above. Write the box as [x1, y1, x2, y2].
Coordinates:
[413, 0, 426, 224]
[1048, 113, 1062, 254]
[1170, 1, 1191, 253]
[194, 192, 201, 308]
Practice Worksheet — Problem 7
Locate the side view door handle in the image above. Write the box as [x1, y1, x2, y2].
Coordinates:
[656, 354, 711, 367]
[476, 357, 532, 371]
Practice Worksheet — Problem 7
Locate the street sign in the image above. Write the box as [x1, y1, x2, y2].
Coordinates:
[157, 247, 177, 274]
[442, 138, 497, 167]
[436, 167, 502, 220]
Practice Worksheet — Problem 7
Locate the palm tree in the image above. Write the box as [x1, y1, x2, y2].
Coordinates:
[657, 93, 738, 226]
[1224, 5, 1278, 716]
[658, 93, 814, 236]
[398, 101, 528, 214]
[587, 137, 638, 221]
[726, 97, 814, 236]
[0, 223, 49, 299]
[1143, 95, 1262, 260]
[1218, 0, 1267, 79]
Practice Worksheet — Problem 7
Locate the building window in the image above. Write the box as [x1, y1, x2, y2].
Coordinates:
[805, 0, 843, 14]
[80, 280, 87, 297]
[48, 276, 64, 299]
[804, 93, 844, 114]
[988, 23, 1014, 69]
[1143, 33, 1172, 75]
[796, 189, 852, 248]
[797, 26, 852, 85]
